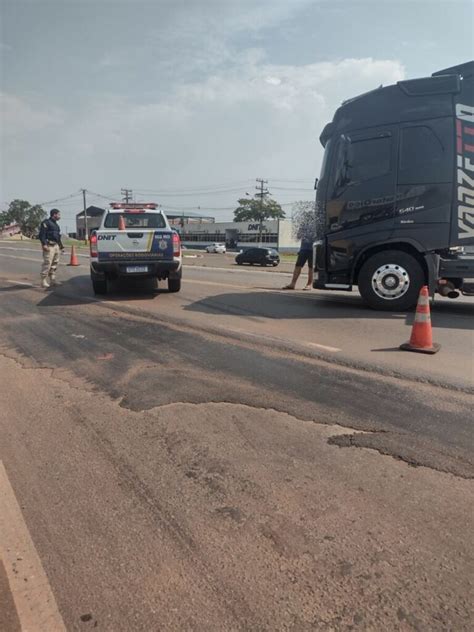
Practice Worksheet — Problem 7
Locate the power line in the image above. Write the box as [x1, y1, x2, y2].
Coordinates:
[162, 204, 236, 211]
[36, 191, 83, 206]
[271, 186, 314, 191]
[85, 189, 121, 202]
[134, 187, 248, 197]
[134, 180, 253, 193]
[121, 188, 133, 203]
[266, 178, 314, 183]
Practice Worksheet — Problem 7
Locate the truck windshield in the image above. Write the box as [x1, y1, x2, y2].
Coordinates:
[104, 213, 166, 229]
[319, 138, 332, 180]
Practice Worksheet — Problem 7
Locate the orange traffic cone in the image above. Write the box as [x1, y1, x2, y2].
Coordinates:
[400, 286, 440, 354]
[118, 215, 126, 230]
[68, 245, 80, 266]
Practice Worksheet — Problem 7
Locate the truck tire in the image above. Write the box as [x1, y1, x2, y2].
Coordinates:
[358, 250, 424, 311]
[92, 278, 107, 295]
[168, 277, 181, 293]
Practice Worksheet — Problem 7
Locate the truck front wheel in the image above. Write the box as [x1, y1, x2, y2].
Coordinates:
[358, 250, 424, 311]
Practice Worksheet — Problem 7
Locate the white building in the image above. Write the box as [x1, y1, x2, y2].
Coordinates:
[180, 219, 299, 252]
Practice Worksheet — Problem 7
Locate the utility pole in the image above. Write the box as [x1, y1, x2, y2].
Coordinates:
[121, 188, 133, 203]
[255, 178, 269, 247]
[81, 188, 88, 243]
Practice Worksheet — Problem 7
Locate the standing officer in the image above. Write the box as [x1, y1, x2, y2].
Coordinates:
[39, 208, 64, 288]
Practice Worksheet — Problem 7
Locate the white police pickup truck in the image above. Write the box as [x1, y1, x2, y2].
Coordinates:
[89, 203, 182, 295]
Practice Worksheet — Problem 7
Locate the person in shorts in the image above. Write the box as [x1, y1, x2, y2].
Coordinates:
[282, 237, 314, 290]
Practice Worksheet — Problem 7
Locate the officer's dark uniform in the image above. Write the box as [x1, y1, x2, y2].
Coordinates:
[39, 215, 63, 285]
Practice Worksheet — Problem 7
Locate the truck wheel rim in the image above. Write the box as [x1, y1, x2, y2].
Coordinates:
[372, 264, 410, 300]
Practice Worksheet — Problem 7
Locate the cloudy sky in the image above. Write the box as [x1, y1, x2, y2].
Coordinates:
[1, 0, 473, 226]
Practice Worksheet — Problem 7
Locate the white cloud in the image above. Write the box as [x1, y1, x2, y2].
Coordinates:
[42, 56, 404, 208]
[0, 93, 64, 136]
[93, 0, 312, 82]
[2, 57, 405, 209]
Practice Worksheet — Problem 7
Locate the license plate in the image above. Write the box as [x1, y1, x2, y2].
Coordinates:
[126, 265, 148, 273]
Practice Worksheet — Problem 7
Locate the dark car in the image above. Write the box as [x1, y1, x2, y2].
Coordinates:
[235, 247, 280, 267]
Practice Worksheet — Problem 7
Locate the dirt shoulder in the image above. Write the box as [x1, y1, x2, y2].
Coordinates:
[1, 352, 473, 631]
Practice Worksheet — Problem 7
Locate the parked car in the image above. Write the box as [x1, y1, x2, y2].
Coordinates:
[206, 243, 226, 253]
[235, 247, 280, 267]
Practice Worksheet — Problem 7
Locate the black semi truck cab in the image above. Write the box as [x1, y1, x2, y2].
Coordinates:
[313, 61, 474, 310]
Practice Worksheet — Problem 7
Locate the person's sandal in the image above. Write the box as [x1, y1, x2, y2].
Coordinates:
[282, 285, 295, 290]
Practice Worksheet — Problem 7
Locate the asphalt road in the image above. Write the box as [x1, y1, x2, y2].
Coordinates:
[0, 242, 473, 630]
[1, 242, 473, 389]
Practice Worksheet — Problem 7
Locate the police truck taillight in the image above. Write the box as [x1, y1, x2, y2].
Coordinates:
[90, 232, 98, 257]
[172, 232, 181, 257]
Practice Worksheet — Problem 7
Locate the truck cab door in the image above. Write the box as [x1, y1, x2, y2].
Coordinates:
[324, 126, 398, 283]
[395, 118, 454, 248]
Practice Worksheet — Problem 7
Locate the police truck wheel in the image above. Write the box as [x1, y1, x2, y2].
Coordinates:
[358, 250, 424, 311]
[92, 278, 107, 295]
[168, 278, 181, 293]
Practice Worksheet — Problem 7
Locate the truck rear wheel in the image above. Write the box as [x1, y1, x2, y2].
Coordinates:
[168, 277, 181, 293]
[92, 278, 107, 295]
[358, 250, 424, 311]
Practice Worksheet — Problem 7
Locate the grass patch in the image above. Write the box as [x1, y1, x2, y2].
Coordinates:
[280, 253, 297, 262]
[62, 238, 89, 249]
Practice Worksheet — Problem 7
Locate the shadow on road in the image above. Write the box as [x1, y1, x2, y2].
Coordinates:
[0, 284, 33, 293]
[36, 275, 164, 307]
[183, 290, 474, 331]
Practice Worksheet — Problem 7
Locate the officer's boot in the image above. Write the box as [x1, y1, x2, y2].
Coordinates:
[41, 277, 50, 289]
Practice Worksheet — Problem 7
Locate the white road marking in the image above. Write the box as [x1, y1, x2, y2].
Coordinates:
[187, 264, 292, 276]
[307, 342, 341, 353]
[0, 253, 44, 264]
[0, 461, 66, 631]
[5, 280, 34, 287]
[188, 278, 251, 290]
[0, 245, 89, 258]
[0, 253, 79, 267]
[225, 327, 341, 353]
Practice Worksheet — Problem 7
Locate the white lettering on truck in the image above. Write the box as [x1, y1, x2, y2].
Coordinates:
[455, 103, 474, 239]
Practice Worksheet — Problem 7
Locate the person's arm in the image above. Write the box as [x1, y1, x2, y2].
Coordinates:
[39, 221, 49, 250]
[58, 232, 64, 250]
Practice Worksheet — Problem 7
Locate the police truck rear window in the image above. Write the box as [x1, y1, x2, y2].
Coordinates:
[105, 213, 166, 229]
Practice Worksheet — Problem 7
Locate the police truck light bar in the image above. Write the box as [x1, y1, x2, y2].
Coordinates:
[110, 203, 157, 210]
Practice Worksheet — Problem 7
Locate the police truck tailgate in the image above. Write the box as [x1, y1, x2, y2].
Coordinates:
[97, 230, 175, 267]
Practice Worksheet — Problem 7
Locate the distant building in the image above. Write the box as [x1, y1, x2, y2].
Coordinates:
[76, 206, 106, 239]
[167, 211, 215, 227]
[180, 219, 299, 252]
[75, 206, 215, 239]
[0, 222, 21, 239]
[75, 205, 300, 251]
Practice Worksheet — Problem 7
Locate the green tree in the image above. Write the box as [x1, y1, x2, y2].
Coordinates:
[0, 199, 46, 237]
[234, 197, 285, 223]
[234, 196, 285, 243]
